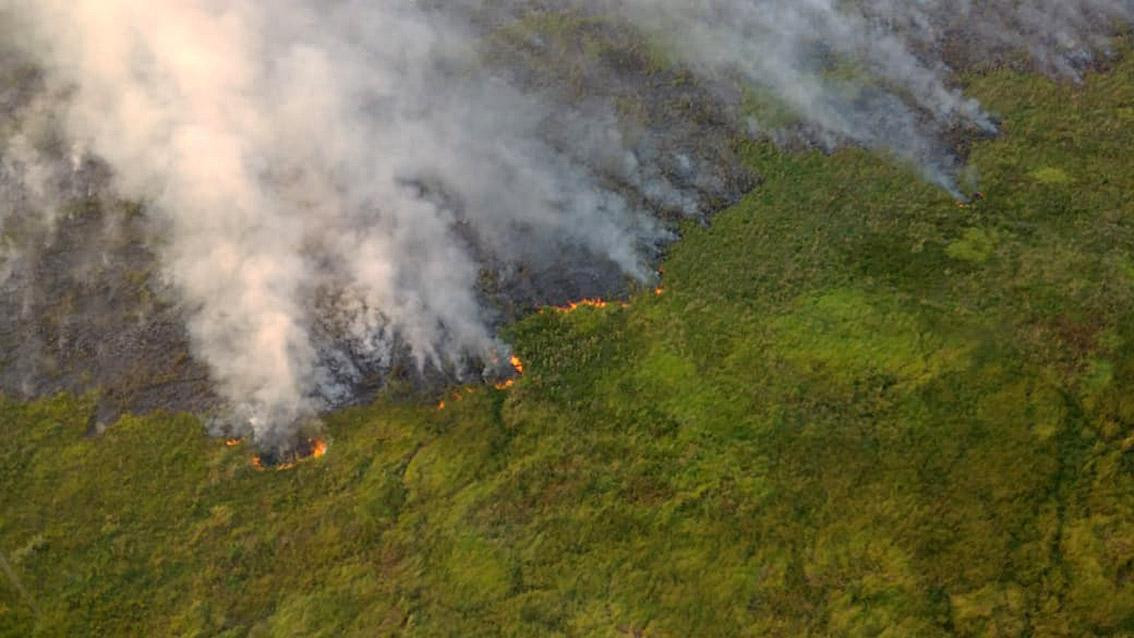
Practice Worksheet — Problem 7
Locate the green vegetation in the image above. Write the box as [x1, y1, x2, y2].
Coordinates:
[4, 49, 1134, 638]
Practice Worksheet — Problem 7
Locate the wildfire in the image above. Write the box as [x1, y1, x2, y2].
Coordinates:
[494, 354, 525, 390]
[250, 438, 328, 471]
[437, 400, 446, 411]
[310, 439, 328, 458]
[654, 286, 665, 296]
[224, 438, 243, 447]
[956, 191, 985, 208]
[564, 298, 608, 310]
[544, 297, 626, 314]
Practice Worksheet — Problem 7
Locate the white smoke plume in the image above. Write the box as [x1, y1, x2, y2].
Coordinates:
[1, 0, 1130, 448]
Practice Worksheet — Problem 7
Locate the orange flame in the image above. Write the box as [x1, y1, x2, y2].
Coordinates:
[654, 286, 665, 296]
[310, 439, 328, 459]
[224, 438, 243, 447]
[437, 400, 446, 411]
[509, 354, 524, 375]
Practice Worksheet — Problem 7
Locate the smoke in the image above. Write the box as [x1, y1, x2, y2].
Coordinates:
[588, 0, 1131, 193]
[0, 0, 1130, 448]
[864, 1, 1134, 80]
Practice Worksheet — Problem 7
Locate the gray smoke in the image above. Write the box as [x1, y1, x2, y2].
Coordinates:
[0, 1, 1129, 448]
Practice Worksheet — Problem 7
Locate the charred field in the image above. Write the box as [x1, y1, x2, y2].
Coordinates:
[3, 8, 1134, 638]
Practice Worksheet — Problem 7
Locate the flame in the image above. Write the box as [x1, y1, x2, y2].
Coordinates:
[654, 286, 665, 296]
[310, 439, 328, 458]
[509, 354, 524, 375]
[224, 438, 243, 447]
[437, 400, 446, 411]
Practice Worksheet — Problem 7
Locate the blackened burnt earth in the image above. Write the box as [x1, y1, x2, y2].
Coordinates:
[0, 53, 217, 432]
[0, 191, 219, 432]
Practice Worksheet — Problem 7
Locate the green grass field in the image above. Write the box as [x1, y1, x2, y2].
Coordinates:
[3, 49, 1134, 637]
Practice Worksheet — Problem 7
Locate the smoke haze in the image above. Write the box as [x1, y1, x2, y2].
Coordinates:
[0, 1, 1130, 447]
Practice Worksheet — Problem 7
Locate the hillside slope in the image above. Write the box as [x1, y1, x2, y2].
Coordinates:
[3, 52, 1134, 636]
